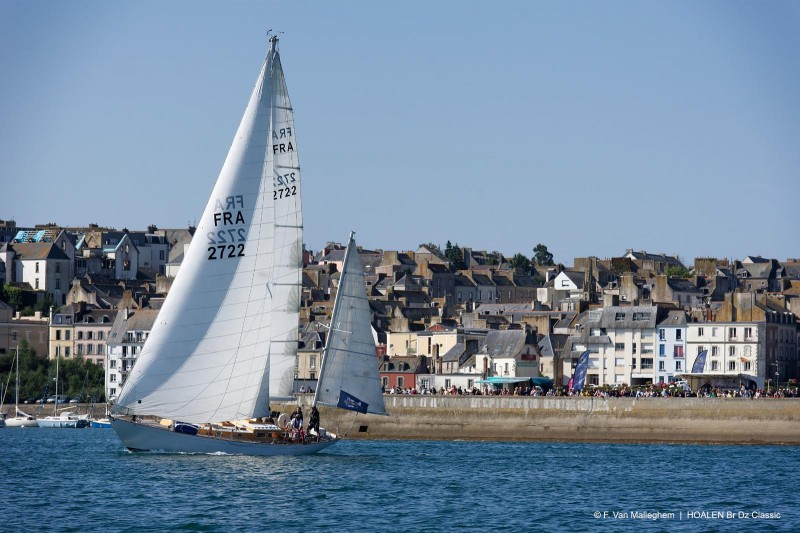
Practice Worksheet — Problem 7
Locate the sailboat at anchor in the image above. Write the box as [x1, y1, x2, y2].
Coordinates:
[110, 36, 384, 455]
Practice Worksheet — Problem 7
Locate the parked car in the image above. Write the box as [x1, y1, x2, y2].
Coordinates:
[46, 395, 70, 404]
[69, 397, 82, 404]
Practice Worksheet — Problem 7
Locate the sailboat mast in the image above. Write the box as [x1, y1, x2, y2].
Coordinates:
[14, 345, 19, 413]
[54, 353, 59, 416]
[312, 231, 356, 408]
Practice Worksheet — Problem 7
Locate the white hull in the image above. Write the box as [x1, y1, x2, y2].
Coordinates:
[111, 418, 338, 456]
[37, 416, 90, 428]
[4, 417, 39, 428]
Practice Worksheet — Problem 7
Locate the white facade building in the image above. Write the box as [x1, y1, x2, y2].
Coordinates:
[656, 310, 688, 384]
[685, 322, 763, 389]
[105, 308, 158, 401]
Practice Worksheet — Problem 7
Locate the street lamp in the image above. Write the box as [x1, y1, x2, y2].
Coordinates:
[772, 362, 779, 395]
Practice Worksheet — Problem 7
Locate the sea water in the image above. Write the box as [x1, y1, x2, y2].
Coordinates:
[2, 428, 797, 532]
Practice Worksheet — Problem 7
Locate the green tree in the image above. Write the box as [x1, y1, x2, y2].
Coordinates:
[444, 241, 466, 271]
[666, 265, 692, 279]
[533, 243, 554, 266]
[509, 253, 531, 272]
[1, 283, 23, 307]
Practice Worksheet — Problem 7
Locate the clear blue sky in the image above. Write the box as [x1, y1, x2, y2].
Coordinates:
[1, 1, 798, 266]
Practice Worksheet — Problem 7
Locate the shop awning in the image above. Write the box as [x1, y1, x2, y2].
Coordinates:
[475, 377, 532, 384]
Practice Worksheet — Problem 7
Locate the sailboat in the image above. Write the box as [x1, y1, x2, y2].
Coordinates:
[110, 36, 385, 455]
[313, 232, 386, 418]
[37, 353, 89, 428]
[3, 346, 39, 428]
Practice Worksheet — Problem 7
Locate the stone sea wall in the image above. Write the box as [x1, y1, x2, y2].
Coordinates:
[282, 396, 800, 445]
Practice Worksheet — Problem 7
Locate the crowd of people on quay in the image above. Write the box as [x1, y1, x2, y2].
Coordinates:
[381, 383, 800, 399]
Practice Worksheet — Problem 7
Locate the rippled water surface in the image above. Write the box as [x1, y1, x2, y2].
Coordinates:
[3, 429, 798, 531]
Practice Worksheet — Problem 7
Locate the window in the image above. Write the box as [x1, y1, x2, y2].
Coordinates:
[697, 346, 705, 355]
[659, 361, 665, 371]
[56, 263, 61, 273]
[676, 361, 682, 371]
[614, 358, 624, 367]
[310, 356, 316, 369]
[641, 358, 653, 369]
[729, 327, 737, 339]
[659, 344, 665, 356]
[76, 344, 83, 355]
[56, 330, 61, 341]
[728, 361, 736, 371]
[633, 312, 647, 321]
[382, 377, 389, 388]
[632, 343, 637, 354]
[35, 278, 39, 289]
[615, 343, 624, 351]
[615, 312, 625, 321]
[87, 344, 94, 355]
[697, 328, 703, 337]
[160, 250, 165, 260]
[632, 359, 637, 369]
[98, 331, 104, 340]
[309, 372, 315, 380]
[674, 346, 684, 358]
[743, 361, 751, 371]
[65, 330, 71, 340]
[11, 331, 17, 342]
[711, 346, 718, 356]
[110, 374, 117, 382]
[398, 377, 404, 389]
[110, 388, 116, 396]
[711, 361, 719, 371]
[712, 327, 718, 337]
[676, 330, 682, 340]
[110, 360, 116, 369]
[65, 347, 70, 358]
[36, 262, 40, 273]
[744, 327, 752, 339]
[729, 346, 736, 357]
[78, 331, 84, 340]
[658, 329, 665, 340]
[55, 279, 60, 290]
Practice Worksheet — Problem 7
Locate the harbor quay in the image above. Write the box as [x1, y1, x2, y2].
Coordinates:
[282, 395, 800, 445]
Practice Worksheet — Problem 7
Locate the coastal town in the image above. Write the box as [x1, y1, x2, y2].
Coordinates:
[1, 218, 798, 406]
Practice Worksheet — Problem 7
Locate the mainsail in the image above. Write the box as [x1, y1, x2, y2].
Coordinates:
[113, 37, 297, 423]
[314, 233, 387, 416]
[268, 46, 303, 401]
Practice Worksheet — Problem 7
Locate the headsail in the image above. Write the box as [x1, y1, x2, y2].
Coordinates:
[113, 37, 294, 423]
[314, 233, 386, 416]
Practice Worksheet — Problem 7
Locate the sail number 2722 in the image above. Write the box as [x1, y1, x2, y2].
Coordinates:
[208, 195, 246, 261]
[207, 228, 246, 260]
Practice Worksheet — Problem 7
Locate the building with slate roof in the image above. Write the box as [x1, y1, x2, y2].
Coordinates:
[105, 308, 159, 401]
[655, 310, 688, 384]
[7, 239, 74, 305]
